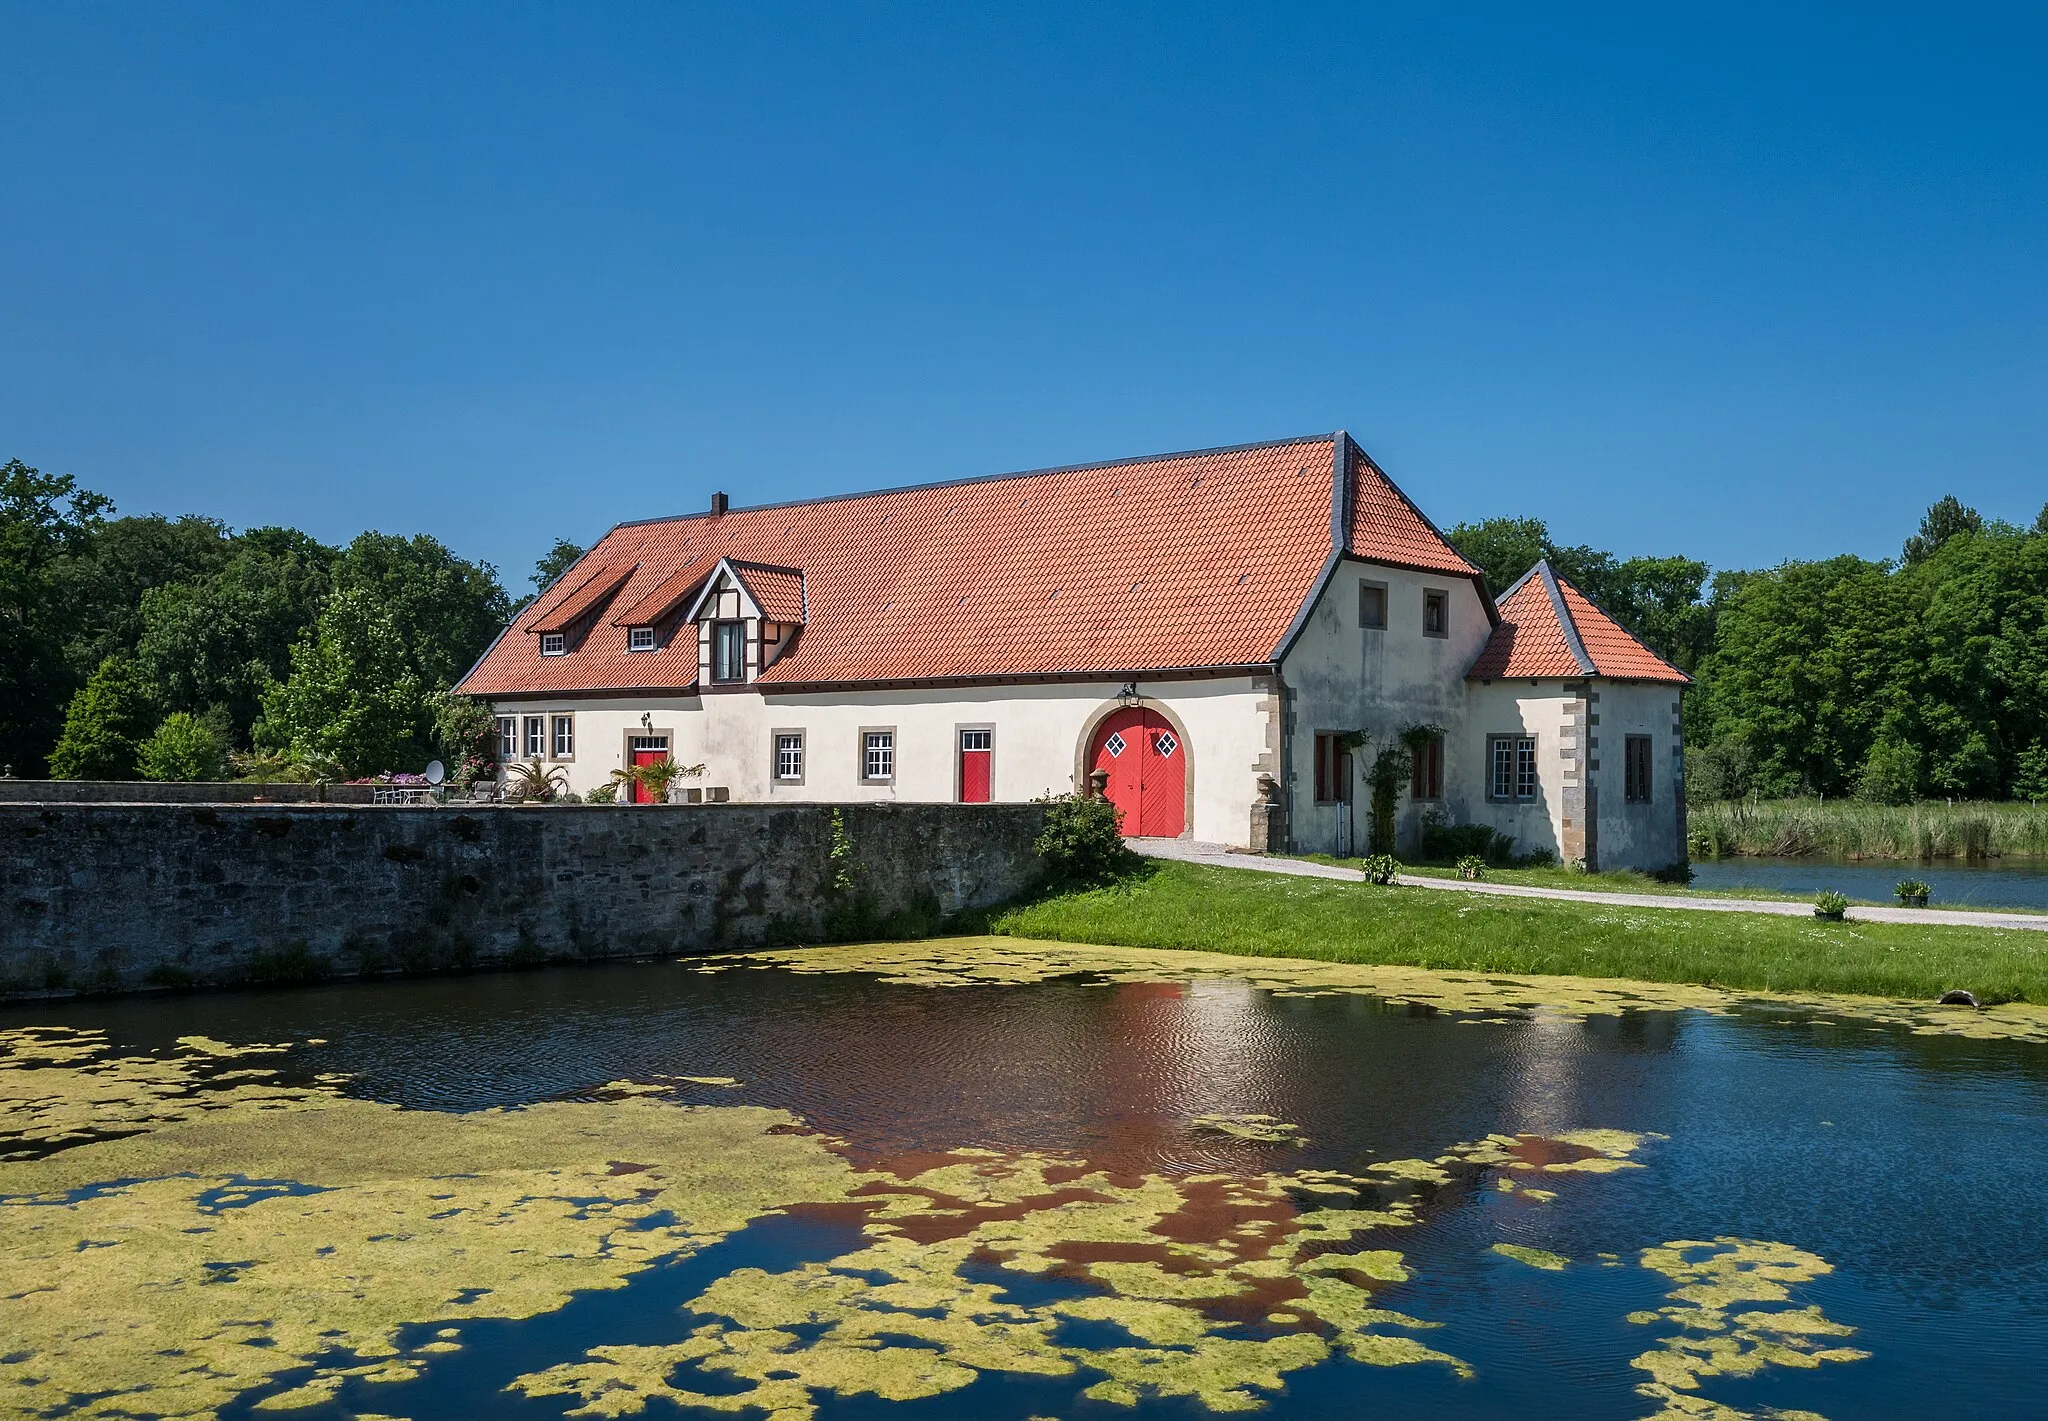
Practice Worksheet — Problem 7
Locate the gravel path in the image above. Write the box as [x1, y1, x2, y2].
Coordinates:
[1129, 838, 2048, 933]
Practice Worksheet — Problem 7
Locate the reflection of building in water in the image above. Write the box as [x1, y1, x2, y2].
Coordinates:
[1502, 1008, 1684, 1138]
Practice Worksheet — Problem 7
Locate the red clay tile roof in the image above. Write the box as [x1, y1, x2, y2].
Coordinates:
[459, 433, 1485, 696]
[610, 560, 709, 627]
[1466, 561, 1690, 684]
[522, 563, 636, 635]
[731, 563, 807, 623]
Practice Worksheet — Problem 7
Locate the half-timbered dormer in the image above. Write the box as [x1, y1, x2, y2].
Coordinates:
[681, 558, 805, 687]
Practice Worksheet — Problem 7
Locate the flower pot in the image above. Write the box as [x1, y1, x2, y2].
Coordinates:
[1459, 867, 1482, 880]
[1814, 908, 1846, 921]
[1898, 893, 1929, 908]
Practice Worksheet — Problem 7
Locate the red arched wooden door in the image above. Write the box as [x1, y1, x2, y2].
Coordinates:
[1089, 707, 1186, 837]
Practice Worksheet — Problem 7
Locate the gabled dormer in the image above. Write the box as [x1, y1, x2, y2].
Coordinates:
[523, 562, 637, 656]
[682, 558, 806, 687]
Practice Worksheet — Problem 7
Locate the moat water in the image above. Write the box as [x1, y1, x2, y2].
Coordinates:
[6, 948, 2047, 1420]
[1689, 854, 2048, 911]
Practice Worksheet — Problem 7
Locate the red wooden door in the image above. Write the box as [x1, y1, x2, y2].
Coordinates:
[630, 743, 668, 804]
[1089, 708, 1185, 837]
[959, 729, 992, 803]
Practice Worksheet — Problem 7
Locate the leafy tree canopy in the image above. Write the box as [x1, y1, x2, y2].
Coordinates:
[254, 588, 427, 778]
[0, 462, 111, 774]
[533, 538, 585, 593]
[1903, 494, 1984, 565]
[136, 711, 232, 783]
[47, 657, 156, 780]
[332, 532, 512, 692]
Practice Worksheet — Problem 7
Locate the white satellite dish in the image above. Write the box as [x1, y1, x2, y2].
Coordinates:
[424, 760, 446, 786]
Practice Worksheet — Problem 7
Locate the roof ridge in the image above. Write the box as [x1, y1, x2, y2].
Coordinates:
[613, 432, 1341, 530]
[1544, 562, 1690, 682]
[1535, 560, 1598, 676]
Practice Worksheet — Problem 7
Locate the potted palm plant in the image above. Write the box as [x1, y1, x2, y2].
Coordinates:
[503, 757, 569, 802]
[1894, 879, 1932, 908]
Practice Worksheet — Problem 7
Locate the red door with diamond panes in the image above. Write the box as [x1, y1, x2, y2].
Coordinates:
[1089, 708, 1185, 837]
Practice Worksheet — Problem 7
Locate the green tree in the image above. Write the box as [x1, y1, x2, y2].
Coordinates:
[1446, 516, 1711, 670]
[47, 656, 156, 780]
[254, 589, 426, 777]
[532, 538, 585, 593]
[1902, 494, 1983, 564]
[133, 527, 336, 740]
[1689, 556, 1910, 796]
[136, 711, 232, 782]
[54, 513, 234, 678]
[2015, 744, 2048, 803]
[332, 532, 512, 690]
[0, 460, 110, 774]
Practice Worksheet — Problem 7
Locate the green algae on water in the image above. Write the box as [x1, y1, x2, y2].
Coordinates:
[731, 936, 2048, 1046]
[1191, 1113, 1307, 1145]
[1491, 1243, 1569, 1270]
[1627, 1238, 1868, 1419]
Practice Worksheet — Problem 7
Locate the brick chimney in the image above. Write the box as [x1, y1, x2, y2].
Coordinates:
[710, 491, 729, 516]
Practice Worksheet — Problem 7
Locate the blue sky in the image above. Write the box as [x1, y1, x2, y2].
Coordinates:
[3, 3, 2043, 589]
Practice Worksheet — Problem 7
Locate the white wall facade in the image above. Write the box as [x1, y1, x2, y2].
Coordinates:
[490, 555, 1687, 868]
[488, 676, 1277, 847]
[1278, 558, 1494, 856]
[1587, 680, 1687, 871]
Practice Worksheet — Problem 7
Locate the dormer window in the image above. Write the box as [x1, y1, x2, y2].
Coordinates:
[627, 626, 656, 652]
[711, 621, 745, 682]
[540, 632, 566, 656]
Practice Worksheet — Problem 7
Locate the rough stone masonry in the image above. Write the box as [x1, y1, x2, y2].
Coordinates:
[1, 802, 1047, 997]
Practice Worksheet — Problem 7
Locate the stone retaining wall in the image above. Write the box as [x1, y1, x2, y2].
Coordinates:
[0, 781, 378, 805]
[1, 802, 1046, 997]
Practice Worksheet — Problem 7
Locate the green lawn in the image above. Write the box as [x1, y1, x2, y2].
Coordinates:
[986, 859, 2048, 1003]
[1299, 853, 2045, 913]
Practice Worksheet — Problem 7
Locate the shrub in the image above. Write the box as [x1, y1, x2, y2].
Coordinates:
[584, 781, 618, 804]
[1359, 853, 1399, 885]
[1455, 855, 1486, 880]
[1421, 819, 1499, 862]
[1814, 890, 1850, 920]
[1686, 736, 1756, 802]
[136, 712, 231, 782]
[1857, 738, 1922, 805]
[48, 656, 156, 779]
[1034, 794, 1139, 886]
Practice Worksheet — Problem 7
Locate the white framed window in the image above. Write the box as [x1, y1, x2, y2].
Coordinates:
[1488, 735, 1538, 801]
[524, 715, 545, 758]
[774, 732, 805, 783]
[496, 716, 517, 759]
[551, 714, 574, 760]
[959, 729, 992, 752]
[861, 729, 895, 783]
[627, 626, 656, 652]
[540, 632, 566, 656]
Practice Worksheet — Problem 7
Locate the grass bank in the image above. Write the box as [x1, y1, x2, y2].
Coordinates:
[1690, 798, 2048, 860]
[987, 859, 2048, 1003]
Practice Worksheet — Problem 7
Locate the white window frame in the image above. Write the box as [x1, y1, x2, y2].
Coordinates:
[496, 716, 517, 760]
[551, 713, 575, 761]
[627, 625, 656, 652]
[860, 728, 896, 784]
[773, 730, 805, 785]
[523, 715, 546, 758]
[540, 632, 566, 656]
[1488, 734, 1538, 802]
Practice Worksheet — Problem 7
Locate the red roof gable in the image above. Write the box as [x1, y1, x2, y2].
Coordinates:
[1466, 561, 1690, 685]
[459, 433, 1483, 697]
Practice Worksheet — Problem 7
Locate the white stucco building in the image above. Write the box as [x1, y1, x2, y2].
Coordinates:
[459, 433, 1690, 870]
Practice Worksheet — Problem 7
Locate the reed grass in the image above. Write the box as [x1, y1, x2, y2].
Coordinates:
[1689, 798, 2048, 861]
